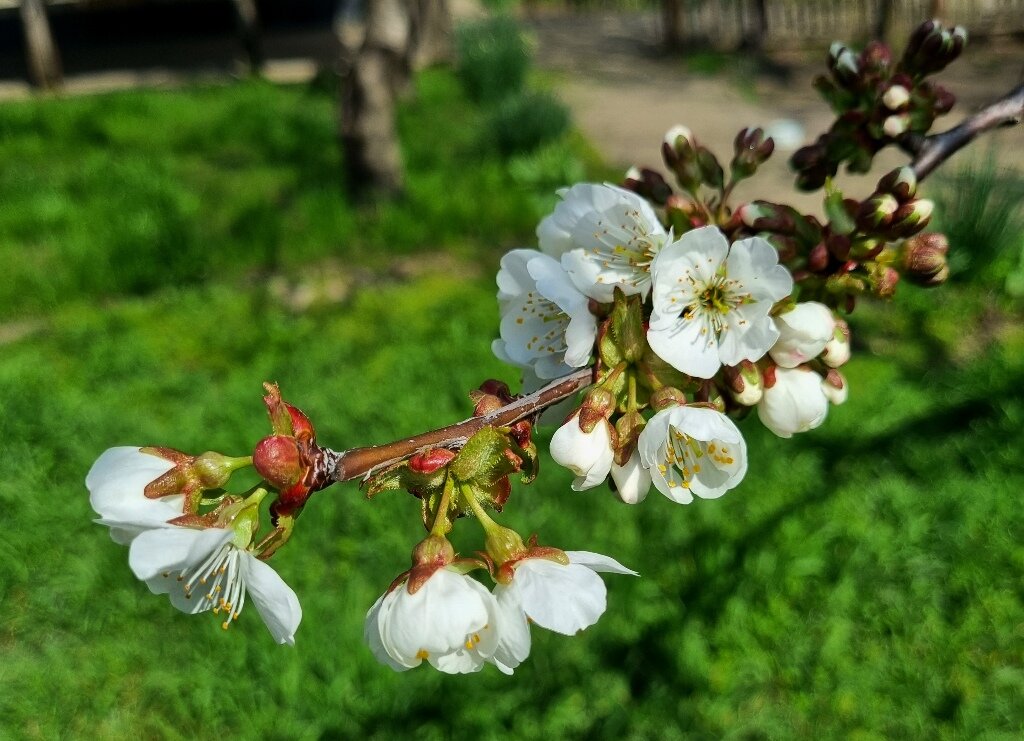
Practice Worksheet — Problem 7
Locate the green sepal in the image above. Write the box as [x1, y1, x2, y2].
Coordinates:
[697, 147, 725, 190]
[514, 439, 540, 485]
[640, 348, 696, 394]
[450, 426, 515, 484]
[609, 289, 646, 363]
[824, 183, 856, 236]
[364, 462, 408, 498]
[598, 319, 624, 368]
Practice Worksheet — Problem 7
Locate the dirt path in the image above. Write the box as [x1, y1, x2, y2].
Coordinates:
[526, 10, 1023, 212]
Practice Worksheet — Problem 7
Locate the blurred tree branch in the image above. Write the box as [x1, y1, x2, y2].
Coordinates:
[907, 83, 1024, 180]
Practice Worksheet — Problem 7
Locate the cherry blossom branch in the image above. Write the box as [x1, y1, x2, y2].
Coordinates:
[328, 368, 593, 483]
[906, 82, 1024, 180]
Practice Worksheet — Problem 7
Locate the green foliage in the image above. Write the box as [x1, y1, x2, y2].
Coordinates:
[931, 152, 1024, 297]
[455, 16, 532, 104]
[487, 90, 571, 156]
[0, 71, 596, 320]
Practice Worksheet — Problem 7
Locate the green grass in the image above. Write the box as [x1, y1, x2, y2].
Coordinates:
[0, 70, 603, 320]
[2, 265, 1022, 738]
[2, 76, 1023, 739]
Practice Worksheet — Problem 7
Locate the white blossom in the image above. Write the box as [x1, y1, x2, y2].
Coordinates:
[549, 412, 615, 491]
[610, 450, 652, 504]
[647, 226, 793, 379]
[769, 301, 835, 368]
[537, 183, 669, 302]
[129, 524, 302, 644]
[638, 405, 748, 504]
[757, 366, 829, 438]
[494, 249, 597, 380]
[87, 446, 184, 545]
[490, 550, 637, 673]
[365, 568, 499, 674]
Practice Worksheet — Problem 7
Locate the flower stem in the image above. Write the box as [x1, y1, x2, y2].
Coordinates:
[327, 367, 594, 484]
[430, 477, 455, 537]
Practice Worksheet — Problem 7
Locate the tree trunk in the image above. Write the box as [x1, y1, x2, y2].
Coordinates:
[410, 0, 452, 70]
[873, 0, 895, 43]
[340, 0, 413, 199]
[741, 0, 768, 54]
[662, 0, 682, 50]
[20, 0, 62, 90]
[230, 0, 264, 73]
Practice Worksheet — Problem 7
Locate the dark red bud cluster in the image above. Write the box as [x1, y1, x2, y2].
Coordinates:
[253, 383, 333, 523]
[793, 21, 963, 192]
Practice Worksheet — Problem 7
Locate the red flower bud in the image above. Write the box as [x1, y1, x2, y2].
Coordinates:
[409, 448, 457, 474]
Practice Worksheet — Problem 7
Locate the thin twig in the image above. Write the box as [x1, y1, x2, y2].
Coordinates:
[911, 82, 1024, 181]
[328, 368, 593, 483]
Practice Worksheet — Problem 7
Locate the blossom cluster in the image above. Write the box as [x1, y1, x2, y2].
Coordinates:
[85, 19, 968, 675]
[494, 179, 852, 505]
[88, 446, 636, 673]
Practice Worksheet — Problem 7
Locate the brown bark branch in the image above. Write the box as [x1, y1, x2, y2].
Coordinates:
[910, 83, 1024, 181]
[328, 368, 593, 483]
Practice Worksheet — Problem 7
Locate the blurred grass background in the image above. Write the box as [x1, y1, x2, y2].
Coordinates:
[2, 20, 1024, 739]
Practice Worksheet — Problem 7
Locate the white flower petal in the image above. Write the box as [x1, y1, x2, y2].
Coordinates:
[515, 559, 607, 636]
[490, 587, 532, 674]
[725, 236, 794, 301]
[647, 313, 720, 379]
[610, 452, 652, 504]
[128, 526, 233, 581]
[565, 551, 639, 576]
[87, 447, 176, 517]
[242, 554, 302, 645]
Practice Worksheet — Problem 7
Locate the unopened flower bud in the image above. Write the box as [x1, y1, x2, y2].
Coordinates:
[731, 127, 775, 179]
[821, 317, 851, 367]
[769, 302, 836, 368]
[662, 125, 702, 191]
[869, 264, 901, 298]
[901, 232, 950, 286]
[889, 199, 934, 237]
[821, 369, 849, 405]
[882, 114, 909, 138]
[882, 84, 910, 111]
[724, 360, 763, 406]
[876, 166, 917, 202]
[253, 435, 303, 489]
[757, 366, 829, 438]
[650, 386, 687, 411]
[859, 40, 892, 75]
[622, 166, 673, 206]
[856, 194, 899, 232]
[550, 411, 614, 491]
[409, 448, 457, 474]
[738, 201, 795, 234]
[807, 241, 830, 272]
[828, 42, 859, 86]
[579, 388, 616, 431]
[664, 124, 694, 150]
[610, 451, 652, 505]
